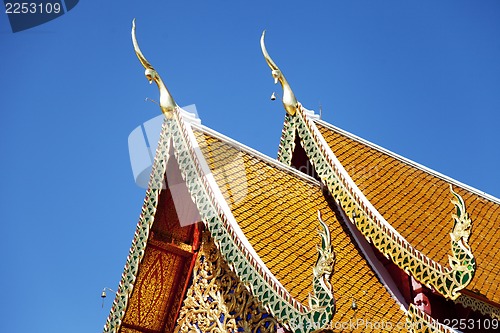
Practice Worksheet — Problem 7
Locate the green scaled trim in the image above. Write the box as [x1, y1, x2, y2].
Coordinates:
[277, 113, 296, 165]
[103, 121, 171, 332]
[280, 103, 475, 300]
[169, 108, 336, 332]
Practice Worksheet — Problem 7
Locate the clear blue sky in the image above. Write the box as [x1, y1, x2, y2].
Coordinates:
[1, 1, 499, 332]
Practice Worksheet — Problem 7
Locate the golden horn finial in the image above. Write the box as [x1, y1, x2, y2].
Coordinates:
[131, 19, 177, 114]
[260, 30, 298, 116]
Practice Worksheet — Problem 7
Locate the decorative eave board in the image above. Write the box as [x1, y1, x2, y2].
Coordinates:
[104, 107, 339, 332]
[277, 104, 500, 319]
[191, 122, 410, 324]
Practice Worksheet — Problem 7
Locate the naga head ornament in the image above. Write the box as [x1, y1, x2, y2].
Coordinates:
[131, 19, 177, 115]
[144, 68, 157, 84]
[260, 31, 298, 116]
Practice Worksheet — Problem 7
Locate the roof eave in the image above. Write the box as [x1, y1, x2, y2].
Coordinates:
[278, 103, 476, 301]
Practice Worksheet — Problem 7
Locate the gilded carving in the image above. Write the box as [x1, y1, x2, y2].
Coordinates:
[175, 233, 278, 333]
[122, 248, 179, 331]
[168, 100, 337, 330]
[261, 31, 298, 116]
[132, 19, 177, 115]
[103, 121, 171, 332]
[455, 294, 500, 320]
[109, 24, 336, 333]
[104, 21, 176, 332]
[279, 103, 476, 300]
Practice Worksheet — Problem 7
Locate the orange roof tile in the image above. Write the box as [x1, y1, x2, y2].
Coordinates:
[316, 121, 500, 305]
[193, 127, 406, 328]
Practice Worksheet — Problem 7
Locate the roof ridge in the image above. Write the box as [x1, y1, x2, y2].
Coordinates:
[315, 118, 500, 205]
[190, 122, 322, 187]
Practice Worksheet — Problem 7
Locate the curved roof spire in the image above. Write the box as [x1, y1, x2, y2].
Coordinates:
[260, 31, 298, 116]
[131, 19, 177, 114]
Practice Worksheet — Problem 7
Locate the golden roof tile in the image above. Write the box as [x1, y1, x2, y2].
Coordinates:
[193, 128, 406, 328]
[316, 121, 500, 305]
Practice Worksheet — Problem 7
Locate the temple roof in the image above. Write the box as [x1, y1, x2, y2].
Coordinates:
[106, 22, 496, 332]
[315, 119, 500, 305]
[104, 109, 414, 331]
[191, 124, 406, 327]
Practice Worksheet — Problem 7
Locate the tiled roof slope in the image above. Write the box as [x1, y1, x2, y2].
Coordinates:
[192, 126, 406, 328]
[316, 121, 500, 305]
